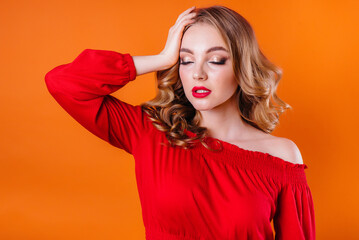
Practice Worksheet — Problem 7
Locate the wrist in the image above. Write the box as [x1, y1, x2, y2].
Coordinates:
[156, 53, 177, 70]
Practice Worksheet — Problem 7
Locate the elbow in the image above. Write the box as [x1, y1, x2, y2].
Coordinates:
[44, 69, 58, 96]
[44, 64, 67, 95]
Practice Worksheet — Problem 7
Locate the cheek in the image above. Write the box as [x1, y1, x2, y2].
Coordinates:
[211, 69, 238, 94]
[209, 67, 236, 83]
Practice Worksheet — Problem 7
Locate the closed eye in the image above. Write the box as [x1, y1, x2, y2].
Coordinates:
[179, 61, 193, 65]
[210, 59, 227, 65]
[179, 58, 228, 65]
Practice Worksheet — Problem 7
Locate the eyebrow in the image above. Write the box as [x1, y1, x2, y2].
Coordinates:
[179, 46, 228, 54]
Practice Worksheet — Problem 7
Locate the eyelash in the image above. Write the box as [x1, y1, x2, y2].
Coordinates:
[179, 58, 227, 65]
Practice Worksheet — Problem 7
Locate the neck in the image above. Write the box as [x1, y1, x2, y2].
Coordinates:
[198, 95, 251, 141]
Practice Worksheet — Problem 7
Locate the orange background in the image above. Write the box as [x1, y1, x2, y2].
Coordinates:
[1, 0, 358, 239]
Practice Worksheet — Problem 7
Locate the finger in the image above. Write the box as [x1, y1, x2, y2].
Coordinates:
[172, 17, 196, 33]
[175, 9, 196, 28]
[176, 6, 196, 23]
[175, 12, 196, 27]
[179, 6, 195, 17]
[169, 20, 195, 41]
[174, 13, 196, 29]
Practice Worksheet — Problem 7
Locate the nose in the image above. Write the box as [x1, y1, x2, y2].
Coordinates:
[192, 63, 207, 81]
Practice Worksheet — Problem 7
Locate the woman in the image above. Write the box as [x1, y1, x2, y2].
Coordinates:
[45, 5, 315, 240]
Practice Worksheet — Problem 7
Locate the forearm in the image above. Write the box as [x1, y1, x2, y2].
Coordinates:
[132, 54, 174, 76]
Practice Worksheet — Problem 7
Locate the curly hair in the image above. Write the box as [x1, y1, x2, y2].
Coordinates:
[140, 5, 291, 151]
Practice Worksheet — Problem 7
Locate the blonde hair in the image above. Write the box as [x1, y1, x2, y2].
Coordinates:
[140, 5, 291, 150]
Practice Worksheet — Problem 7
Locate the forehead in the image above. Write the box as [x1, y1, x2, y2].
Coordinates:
[181, 23, 227, 50]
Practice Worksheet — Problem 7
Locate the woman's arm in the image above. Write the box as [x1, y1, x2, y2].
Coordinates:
[45, 49, 144, 154]
[44, 7, 197, 153]
[132, 6, 197, 76]
[132, 55, 171, 75]
[273, 176, 316, 239]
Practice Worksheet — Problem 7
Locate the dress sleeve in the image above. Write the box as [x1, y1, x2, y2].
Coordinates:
[45, 48, 145, 154]
[273, 167, 316, 240]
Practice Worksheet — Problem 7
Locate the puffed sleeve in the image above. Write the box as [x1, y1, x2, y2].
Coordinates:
[273, 166, 316, 240]
[45, 48, 146, 154]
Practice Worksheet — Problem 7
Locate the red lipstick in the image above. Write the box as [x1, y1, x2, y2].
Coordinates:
[192, 86, 211, 98]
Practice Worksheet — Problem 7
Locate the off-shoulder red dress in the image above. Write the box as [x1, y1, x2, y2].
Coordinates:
[45, 49, 316, 240]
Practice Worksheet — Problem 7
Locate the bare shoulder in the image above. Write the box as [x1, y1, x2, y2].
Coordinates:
[264, 135, 304, 165]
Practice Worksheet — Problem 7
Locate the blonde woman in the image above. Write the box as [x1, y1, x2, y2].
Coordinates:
[45, 5, 315, 240]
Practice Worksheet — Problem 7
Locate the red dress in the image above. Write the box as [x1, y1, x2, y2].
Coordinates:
[45, 49, 316, 240]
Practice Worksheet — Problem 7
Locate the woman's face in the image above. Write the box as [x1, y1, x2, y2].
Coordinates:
[179, 23, 238, 112]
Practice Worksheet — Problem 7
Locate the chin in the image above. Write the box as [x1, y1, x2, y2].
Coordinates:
[194, 107, 211, 111]
[190, 102, 215, 111]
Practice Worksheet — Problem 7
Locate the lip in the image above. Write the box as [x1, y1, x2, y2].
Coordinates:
[192, 86, 211, 98]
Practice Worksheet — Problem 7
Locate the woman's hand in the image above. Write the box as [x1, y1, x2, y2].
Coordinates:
[159, 6, 197, 68]
[132, 7, 197, 76]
